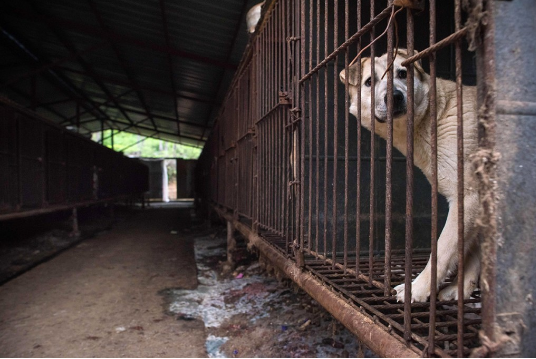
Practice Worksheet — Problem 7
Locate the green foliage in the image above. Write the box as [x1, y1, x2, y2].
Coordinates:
[91, 130, 202, 159]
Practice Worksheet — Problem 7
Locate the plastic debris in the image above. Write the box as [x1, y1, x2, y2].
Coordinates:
[235, 273, 244, 279]
[299, 319, 311, 330]
[205, 335, 228, 358]
[114, 326, 126, 333]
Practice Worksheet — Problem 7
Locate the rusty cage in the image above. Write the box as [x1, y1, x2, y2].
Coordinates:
[196, 0, 499, 356]
[0, 96, 149, 221]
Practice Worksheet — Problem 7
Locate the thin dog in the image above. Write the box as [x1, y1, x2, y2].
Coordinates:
[340, 49, 479, 303]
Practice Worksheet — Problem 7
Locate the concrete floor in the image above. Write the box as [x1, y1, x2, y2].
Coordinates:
[0, 207, 207, 357]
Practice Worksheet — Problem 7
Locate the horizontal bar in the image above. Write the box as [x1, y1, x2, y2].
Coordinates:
[0, 194, 138, 221]
[401, 27, 468, 66]
[214, 205, 419, 358]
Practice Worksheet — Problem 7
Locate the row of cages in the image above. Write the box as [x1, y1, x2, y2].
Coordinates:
[0, 97, 149, 216]
[197, 0, 494, 357]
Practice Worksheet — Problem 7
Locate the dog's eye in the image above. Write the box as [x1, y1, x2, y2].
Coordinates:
[397, 69, 407, 79]
[365, 77, 372, 87]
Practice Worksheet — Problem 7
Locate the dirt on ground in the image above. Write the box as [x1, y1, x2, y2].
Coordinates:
[0, 204, 374, 358]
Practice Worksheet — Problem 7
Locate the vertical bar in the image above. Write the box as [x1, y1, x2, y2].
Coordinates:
[455, 0, 465, 356]
[368, 0, 376, 286]
[268, 21, 273, 230]
[278, 2, 282, 234]
[403, 7, 415, 344]
[332, 0, 339, 268]
[323, 0, 328, 259]
[384, 0, 394, 295]
[343, 0, 349, 272]
[428, 0, 439, 354]
[315, 0, 320, 254]
[307, 0, 314, 251]
[300, 0, 306, 252]
[71, 207, 80, 237]
[355, 0, 362, 276]
[227, 220, 236, 266]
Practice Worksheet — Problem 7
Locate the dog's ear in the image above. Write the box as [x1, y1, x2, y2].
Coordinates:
[396, 48, 426, 77]
[339, 57, 368, 86]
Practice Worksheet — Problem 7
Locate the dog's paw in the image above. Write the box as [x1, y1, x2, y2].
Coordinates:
[438, 280, 478, 301]
[394, 281, 430, 303]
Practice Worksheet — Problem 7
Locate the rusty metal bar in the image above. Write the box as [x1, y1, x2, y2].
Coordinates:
[307, 0, 313, 252]
[384, 0, 395, 296]
[368, 0, 376, 287]
[403, 6, 415, 345]
[355, 0, 362, 278]
[323, 0, 328, 260]
[428, 0, 439, 355]
[343, 0, 349, 272]
[400, 27, 469, 67]
[299, 0, 306, 256]
[315, 0, 320, 255]
[455, 0, 465, 356]
[332, 0, 339, 268]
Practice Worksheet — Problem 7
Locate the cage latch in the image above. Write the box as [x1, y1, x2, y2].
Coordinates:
[279, 91, 292, 105]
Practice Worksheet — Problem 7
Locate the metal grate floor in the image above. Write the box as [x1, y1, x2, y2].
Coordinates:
[260, 233, 482, 357]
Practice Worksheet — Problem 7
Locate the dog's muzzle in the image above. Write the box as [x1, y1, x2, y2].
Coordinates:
[376, 89, 407, 123]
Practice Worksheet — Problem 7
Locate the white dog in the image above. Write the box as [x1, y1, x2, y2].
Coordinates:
[340, 49, 480, 303]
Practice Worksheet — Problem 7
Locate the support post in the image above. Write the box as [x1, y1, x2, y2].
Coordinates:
[70, 207, 80, 238]
[226, 220, 236, 267]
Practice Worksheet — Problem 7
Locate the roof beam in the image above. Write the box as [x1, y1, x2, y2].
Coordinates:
[103, 118, 206, 144]
[62, 89, 135, 124]
[0, 41, 108, 88]
[8, 85, 94, 133]
[159, 0, 181, 139]
[198, 0, 250, 143]
[87, 0, 159, 135]
[0, 21, 119, 131]
[7, 4, 238, 70]
[115, 106, 211, 130]
[59, 66, 219, 106]
[25, 0, 144, 136]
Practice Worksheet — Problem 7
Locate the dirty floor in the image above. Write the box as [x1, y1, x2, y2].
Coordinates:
[0, 205, 205, 357]
[0, 205, 374, 358]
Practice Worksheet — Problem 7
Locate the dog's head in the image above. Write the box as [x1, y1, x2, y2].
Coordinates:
[339, 49, 429, 127]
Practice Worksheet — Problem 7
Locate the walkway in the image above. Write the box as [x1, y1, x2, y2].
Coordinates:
[0, 206, 207, 357]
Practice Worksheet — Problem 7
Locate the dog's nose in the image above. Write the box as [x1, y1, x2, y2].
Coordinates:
[393, 90, 404, 106]
[384, 90, 405, 107]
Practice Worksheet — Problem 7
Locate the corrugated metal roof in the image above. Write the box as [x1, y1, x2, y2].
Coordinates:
[0, 0, 259, 148]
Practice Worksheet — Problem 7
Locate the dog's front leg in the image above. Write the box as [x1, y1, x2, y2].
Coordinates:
[395, 199, 460, 303]
[394, 191, 479, 302]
